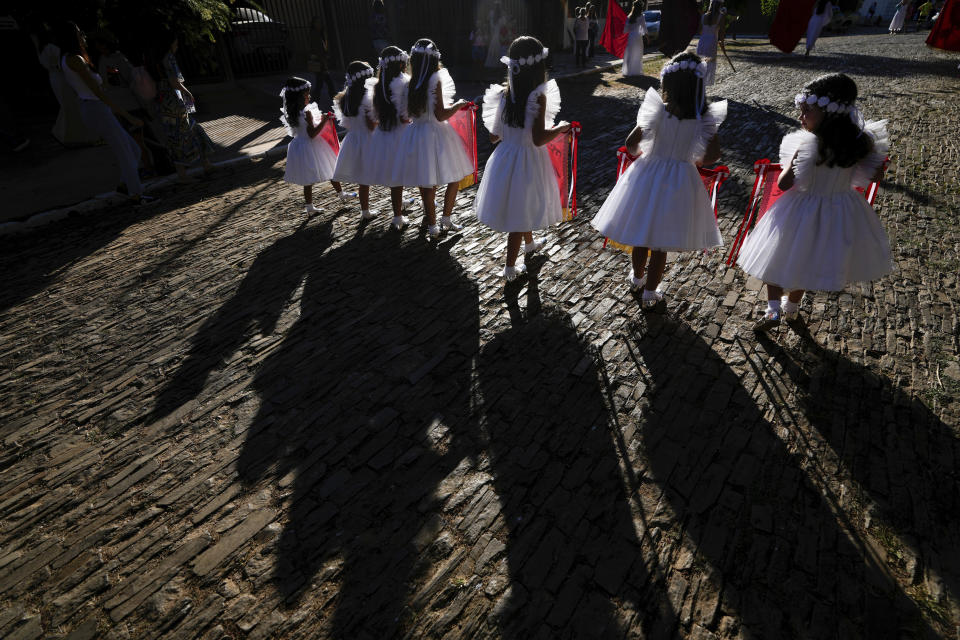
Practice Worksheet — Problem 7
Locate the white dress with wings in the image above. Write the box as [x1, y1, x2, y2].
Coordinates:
[474, 80, 563, 232]
[591, 88, 726, 251]
[736, 122, 893, 291]
[392, 69, 474, 188]
[367, 73, 410, 187]
[283, 103, 337, 186]
[333, 78, 376, 185]
[621, 16, 647, 77]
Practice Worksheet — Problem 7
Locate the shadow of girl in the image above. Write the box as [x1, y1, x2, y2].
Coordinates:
[626, 315, 941, 638]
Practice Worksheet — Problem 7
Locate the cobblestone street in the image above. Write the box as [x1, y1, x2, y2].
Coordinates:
[1, 31, 958, 639]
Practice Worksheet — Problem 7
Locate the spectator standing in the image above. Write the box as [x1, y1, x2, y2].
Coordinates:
[308, 15, 337, 108]
[587, 4, 599, 58]
[574, 7, 589, 67]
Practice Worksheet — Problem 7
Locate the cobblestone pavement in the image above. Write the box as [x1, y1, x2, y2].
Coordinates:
[1, 32, 958, 640]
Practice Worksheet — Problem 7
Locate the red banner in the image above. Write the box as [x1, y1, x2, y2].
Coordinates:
[449, 103, 479, 189]
[320, 112, 340, 155]
[927, 0, 960, 51]
[600, 0, 629, 58]
[769, 0, 817, 53]
[546, 122, 581, 221]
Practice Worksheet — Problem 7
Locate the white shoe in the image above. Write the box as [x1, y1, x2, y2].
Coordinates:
[338, 191, 358, 202]
[402, 196, 417, 209]
[361, 209, 378, 220]
[641, 288, 664, 310]
[305, 204, 323, 214]
[503, 264, 527, 281]
[753, 308, 781, 332]
[440, 216, 463, 232]
[628, 272, 647, 291]
[781, 295, 800, 322]
[427, 224, 440, 238]
[391, 215, 409, 230]
[524, 238, 545, 255]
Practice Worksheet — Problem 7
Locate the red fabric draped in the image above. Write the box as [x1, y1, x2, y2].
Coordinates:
[546, 122, 581, 220]
[449, 103, 479, 189]
[600, 0, 629, 58]
[320, 114, 340, 154]
[927, 0, 960, 51]
[769, 0, 816, 53]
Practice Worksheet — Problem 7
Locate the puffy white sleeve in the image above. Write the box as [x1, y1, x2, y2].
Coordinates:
[433, 68, 457, 110]
[525, 80, 561, 128]
[691, 99, 728, 163]
[389, 74, 410, 121]
[635, 87, 665, 157]
[482, 84, 506, 137]
[778, 128, 819, 190]
[852, 119, 890, 189]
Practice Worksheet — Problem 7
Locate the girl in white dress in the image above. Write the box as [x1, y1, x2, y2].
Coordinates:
[281, 76, 356, 214]
[737, 73, 891, 331]
[696, 0, 725, 86]
[592, 52, 726, 309]
[889, 1, 910, 32]
[367, 46, 413, 229]
[393, 39, 473, 238]
[475, 36, 572, 281]
[622, 1, 648, 77]
[333, 61, 378, 220]
[805, 0, 834, 55]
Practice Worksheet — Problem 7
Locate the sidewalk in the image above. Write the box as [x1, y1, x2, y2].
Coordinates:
[0, 49, 630, 229]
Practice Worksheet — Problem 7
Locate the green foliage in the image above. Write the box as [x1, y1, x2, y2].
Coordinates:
[760, 0, 781, 17]
[104, 0, 235, 48]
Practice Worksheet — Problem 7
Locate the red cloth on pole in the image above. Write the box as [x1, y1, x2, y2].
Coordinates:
[769, 0, 817, 53]
[320, 114, 340, 154]
[600, 0, 629, 58]
[927, 0, 960, 51]
[449, 103, 479, 188]
[546, 122, 581, 220]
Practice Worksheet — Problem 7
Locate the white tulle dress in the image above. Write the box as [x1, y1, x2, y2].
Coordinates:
[591, 88, 726, 251]
[366, 74, 410, 187]
[475, 81, 563, 233]
[621, 17, 647, 77]
[696, 15, 721, 85]
[736, 122, 892, 292]
[805, 3, 833, 51]
[392, 69, 474, 188]
[332, 79, 376, 185]
[283, 103, 337, 186]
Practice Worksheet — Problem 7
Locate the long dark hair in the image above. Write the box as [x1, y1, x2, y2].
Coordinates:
[628, 0, 645, 23]
[282, 76, 311, 130]
[53, 21, 92, 67]
[502, 36, 548, 129]
[802, 73, 873, 168]
[408, 38, 442, 119]
[373, 46, 406, 131]
[660, 52, 706, 120]
[336, 60, 373, 118]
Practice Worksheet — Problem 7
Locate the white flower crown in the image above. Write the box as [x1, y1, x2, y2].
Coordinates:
[279, 80, 311, 97]
[794, 92, 854, 114]
[346, 67, 374, 84]
[660, 60, 708, 79]
[499, 47, 550, 73]
[411, 43, 441, 59]
[378, 52, 409, 68]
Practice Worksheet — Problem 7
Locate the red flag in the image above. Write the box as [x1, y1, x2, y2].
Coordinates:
[546, 122, 581, 221]
[769, 0, 817, 53]
[449, 103, 479, 189]
[600, 0, 629, 58]
[319, 112, 340, 154]
[927, 0, 960, 51]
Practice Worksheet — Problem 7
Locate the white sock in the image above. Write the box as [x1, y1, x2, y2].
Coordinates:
[766, 299, 782, 313]
[783, 300, 799, 314]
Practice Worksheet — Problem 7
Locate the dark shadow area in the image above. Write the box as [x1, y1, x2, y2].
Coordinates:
[625, 316, 942, 638]
[477, 309, 675, 639]
[218, 223, 481, 636]
[730, 48, 958, 79]
[755, 328, 959, 634]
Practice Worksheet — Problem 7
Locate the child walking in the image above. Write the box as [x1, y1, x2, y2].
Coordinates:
[367, 46, 413, 230]
[280, 76, 356, 214]
[475, 36, 571, 281]
[392, 39, 473, 238]
[332, 61, 378, 220]
[736, 73, 891, 331]
[591, 52, 727, 308]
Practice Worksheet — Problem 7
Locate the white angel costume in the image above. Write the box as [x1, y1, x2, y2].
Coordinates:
[805, 2, 833, 52]
[591, 88, 726, 251]
[889, 2, 908, 32]
[392, 69, 474, 188]
[696, 13, 723, 86]
[621, 16, 647, 77]
[333, 78, 376, 185]
[283, 103, 337, 186]
[736, 122, 892, 292]
[474, 80, 563, 233]
[366, 74, 410, 187]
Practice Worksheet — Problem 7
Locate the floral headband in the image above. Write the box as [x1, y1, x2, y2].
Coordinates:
[500, 47, 550, 102]
[411, 43, 441, 59]
[345, 67, 374, 84]
[794, 92, 854, 114]
[279, 80, 311, 97]
[660, 59, 708, 79]
[378, 52, 409, 68]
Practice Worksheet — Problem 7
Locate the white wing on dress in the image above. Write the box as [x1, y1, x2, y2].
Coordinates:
[332, 94, 345, 126]
[778, 128, 818, 190]
[525, 80, 561, 128]
[389, 73, 411, 121]
[360, 77, 377, 123]
[691, 99, 728, 163]
[852, 119, 890, 189]
[431, 68, 457, 112]
[636, 87, 665, 157]
[482, 84, 506, 137]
